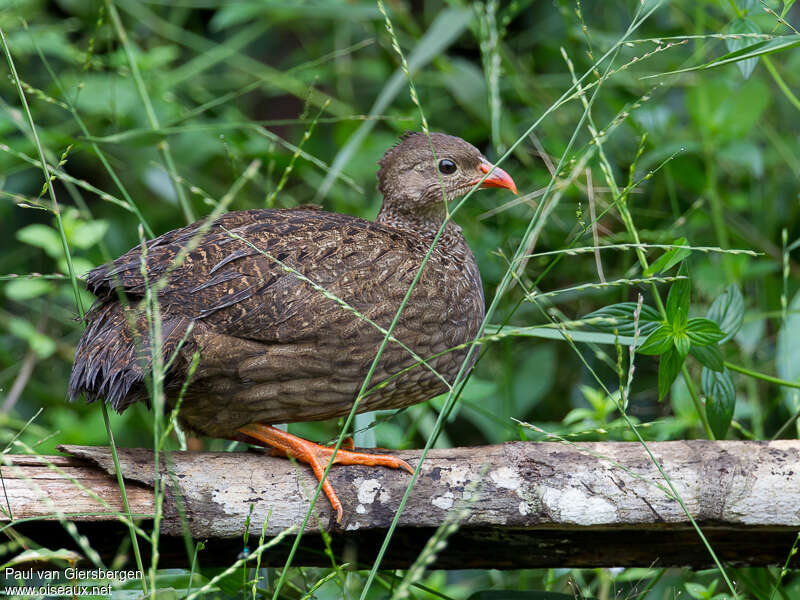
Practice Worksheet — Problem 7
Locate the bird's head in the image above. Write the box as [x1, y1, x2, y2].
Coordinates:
[377, 132, 517, 217]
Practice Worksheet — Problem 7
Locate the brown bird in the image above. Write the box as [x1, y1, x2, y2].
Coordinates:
[68, 132, 517, 521]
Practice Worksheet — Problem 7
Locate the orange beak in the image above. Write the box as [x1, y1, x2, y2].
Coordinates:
[476, 161, 517, 194]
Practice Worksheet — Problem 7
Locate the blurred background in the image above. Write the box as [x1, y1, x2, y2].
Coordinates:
[1, 0, 799, 597]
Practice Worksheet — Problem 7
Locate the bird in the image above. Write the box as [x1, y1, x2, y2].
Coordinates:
[68, 131, 517, 522]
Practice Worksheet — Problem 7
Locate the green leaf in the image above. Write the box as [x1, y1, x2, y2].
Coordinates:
[658, 347, 685, 401]
[16, 224, 63, 259]
[685, 582, 713, 600]
[725, 18, 762, 79]
[316, 6, 474, 200]
[666, 263, 690, 329]
[690, 344, 724, 372]
[643, 237, 690, 276]
[719, 141, 764, 178]
[707, 285, 744, 343]
[583, 302, 662, 336]
[58, 257, 95, 279]
[703, 367, 736, 439]
[7, 317, 56, 359]
[484, 325, 639, 346]
[442, 58, 488, 122]
[776, 290, 800, 405]
[4, 279, 54, 301]
[69, 220, 109, 249]
[673, 332, 691, 358]
[638, 324, 673, 355]
[0, 548, 82, 570]
[647, 34, 800, 77]
[686, 77, 770, 142]
[512, 344, 555, 418]
[458, 378, 499, 441]
[736, 319, 765, 356]
[211, 2, 380, 30]
[686, 318, 726, 346]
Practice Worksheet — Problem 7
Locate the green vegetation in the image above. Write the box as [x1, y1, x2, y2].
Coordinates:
[1, 0, 799, 598]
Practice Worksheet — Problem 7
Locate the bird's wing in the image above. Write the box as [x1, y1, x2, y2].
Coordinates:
[84, 208, 439, 343]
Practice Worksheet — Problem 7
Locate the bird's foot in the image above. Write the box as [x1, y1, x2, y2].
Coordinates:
[236, 423, 413, 523]
[267, 435, 355, 457]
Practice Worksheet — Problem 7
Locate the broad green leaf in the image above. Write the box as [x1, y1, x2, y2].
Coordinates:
[648, 34, 800, 77]
[70, 74, 141, 117]
[707, 285, 744, 343]
[776, 290, 800, 406]
[639, 324, 673, 355]
[666, 263, 690, 330]
[70, 220, 109, 249]
[686, 77, 771, 142]
[562, 407, 598, 425]
[442, 58, 489, 122]
[4, 278, 54, 300]
[583, 302, 662, 336]
[7, 317, 56, 359]
[703, 367, 736, 439]
[690, 344, 724, 372]
[16, 224, 63, 259]
[719, 141, 764, 178]
[686, 318, 726, 346]
[459, 378, 501, 442]
[685, 581, 719, 600]
[673, 332, 691, 358]
[58, 257, 95, 279]
[658, 347, 684, 401]
[633, 104, 671, 135]
[513, 345, 555, 417]
[685, 583, 712, 600]
[643, 237, 690, 276]
[725, 18, 762, 79]
[735, 318, 765, 356]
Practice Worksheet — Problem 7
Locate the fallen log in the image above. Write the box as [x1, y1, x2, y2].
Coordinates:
[1, 440, 798, 568]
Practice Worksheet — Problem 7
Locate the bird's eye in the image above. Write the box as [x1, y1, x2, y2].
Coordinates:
[438, 159, 457, 175]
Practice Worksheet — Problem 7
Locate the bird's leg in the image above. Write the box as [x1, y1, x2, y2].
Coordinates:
[236, 423, 413, 522]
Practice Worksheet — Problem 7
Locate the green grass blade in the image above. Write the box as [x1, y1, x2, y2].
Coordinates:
[646, 34, 800, 77]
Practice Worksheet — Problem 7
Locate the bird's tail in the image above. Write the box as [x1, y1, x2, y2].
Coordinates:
[68, 302, 191, 412]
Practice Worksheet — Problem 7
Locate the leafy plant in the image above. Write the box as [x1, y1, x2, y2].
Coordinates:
[586, 259, 749, 438]
[1, 0, 799, 598]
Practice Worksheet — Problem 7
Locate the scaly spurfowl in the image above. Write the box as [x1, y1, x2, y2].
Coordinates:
[68, 132, 517, 521]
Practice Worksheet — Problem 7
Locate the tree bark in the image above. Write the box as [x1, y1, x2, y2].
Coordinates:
[2, 440, 798, 568]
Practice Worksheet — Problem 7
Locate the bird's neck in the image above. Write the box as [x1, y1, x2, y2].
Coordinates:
[375, 199, 483, 313]
[375, 202, 464, 248]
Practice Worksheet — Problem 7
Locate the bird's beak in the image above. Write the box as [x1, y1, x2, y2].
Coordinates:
[475, 161, 517, 194]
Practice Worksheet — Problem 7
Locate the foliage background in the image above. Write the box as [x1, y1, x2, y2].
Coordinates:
[1, 0, 799, 598]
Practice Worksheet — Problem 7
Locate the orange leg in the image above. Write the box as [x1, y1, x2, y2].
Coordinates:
[236, 424, 413, 522]
[268, 435, 355, 456]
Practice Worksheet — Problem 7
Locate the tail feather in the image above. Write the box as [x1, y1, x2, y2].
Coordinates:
[69, 302, 192, 412]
